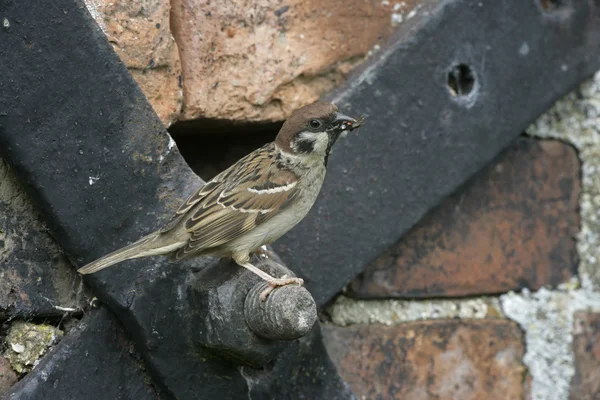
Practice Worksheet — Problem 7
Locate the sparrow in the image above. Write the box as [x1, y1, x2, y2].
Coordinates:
[78, 102, 363, 300]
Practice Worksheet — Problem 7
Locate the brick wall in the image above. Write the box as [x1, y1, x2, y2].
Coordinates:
[324, 72, 600, 400]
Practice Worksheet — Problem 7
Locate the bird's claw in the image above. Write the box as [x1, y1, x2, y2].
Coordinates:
[259, 275, 304, 302]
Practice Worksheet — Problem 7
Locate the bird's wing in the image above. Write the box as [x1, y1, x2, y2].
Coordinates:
[159, 178, 223, 233]
[168, 146, 300, 260]
[160, 145, 269, 233]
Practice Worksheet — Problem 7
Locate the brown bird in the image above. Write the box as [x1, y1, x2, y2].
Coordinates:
[78, 102, 363, 299]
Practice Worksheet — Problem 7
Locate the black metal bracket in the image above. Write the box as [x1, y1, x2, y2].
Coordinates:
[275, 0, 600, 306]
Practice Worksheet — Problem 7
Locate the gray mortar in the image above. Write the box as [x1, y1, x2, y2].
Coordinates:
[328, 295, 502, 326]
[499, 70, 600, 400]
[501, 280, 600, 400]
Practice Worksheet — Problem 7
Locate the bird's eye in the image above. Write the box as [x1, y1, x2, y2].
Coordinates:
[309, 119, 322, 129]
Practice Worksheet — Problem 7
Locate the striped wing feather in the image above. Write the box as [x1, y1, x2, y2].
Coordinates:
[166, 144, 300, 259]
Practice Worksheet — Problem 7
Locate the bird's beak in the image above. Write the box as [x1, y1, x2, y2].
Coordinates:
[330, 112, 365, 132]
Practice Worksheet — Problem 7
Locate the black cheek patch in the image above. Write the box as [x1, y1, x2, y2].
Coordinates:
[324, 131, 341, 166]
[294, 138, 315, 154]
[326, 131, 341, 153]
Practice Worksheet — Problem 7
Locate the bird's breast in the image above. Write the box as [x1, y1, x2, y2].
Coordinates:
[226, 165, 326, 254]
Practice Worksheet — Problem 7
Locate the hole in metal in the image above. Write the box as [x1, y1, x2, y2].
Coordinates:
[447, 64, 475, 98]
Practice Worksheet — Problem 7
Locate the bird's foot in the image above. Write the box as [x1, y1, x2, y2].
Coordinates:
[234, 258, 303, 301]
[260, 275, 304, 302]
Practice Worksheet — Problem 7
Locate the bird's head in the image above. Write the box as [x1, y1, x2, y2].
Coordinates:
[275, 102, 363, 162]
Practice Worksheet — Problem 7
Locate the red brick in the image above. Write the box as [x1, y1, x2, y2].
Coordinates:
[570, 312, 600, 400]
[86, 0, 182, 127]
[322, 320, 526, 400]
[349, 138, 579, 298]
[171, 0, 421, 122]
[0, 356, 17, 395]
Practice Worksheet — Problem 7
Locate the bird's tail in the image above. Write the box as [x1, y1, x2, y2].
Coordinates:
[77, 232, 162, 274]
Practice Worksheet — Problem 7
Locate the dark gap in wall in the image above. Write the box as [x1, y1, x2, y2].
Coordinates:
[168, 119, 282, 181]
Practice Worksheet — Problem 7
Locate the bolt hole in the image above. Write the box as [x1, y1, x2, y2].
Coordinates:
[447, 64, 475, 98]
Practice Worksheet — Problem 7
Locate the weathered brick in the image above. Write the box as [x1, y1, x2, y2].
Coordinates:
[322, 320, 526, 400]
[84, 0, 183, 127]
[349, 138, 579, 299]
[171, 0, 422, 122]
[570, 311, 600, 400]
[0, 356, 17, 396]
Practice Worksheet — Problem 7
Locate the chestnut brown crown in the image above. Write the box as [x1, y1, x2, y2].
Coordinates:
[275, 102, 359, 156]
